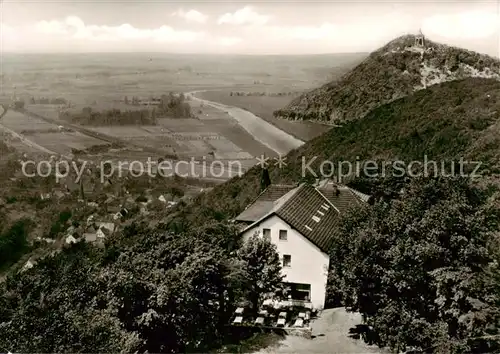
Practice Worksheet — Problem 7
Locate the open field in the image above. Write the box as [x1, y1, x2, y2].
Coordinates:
[20, 101, 277, 160]
[21, 98, 276, 159]
[24, 105, 63, 120]
[0, 129, 48, 155]
[190, 100, 232, 120]
[1, 110, 57, 131]
[86, 118, 255, 160]
[197, 91, 331, 141]
[0, 110, 109, 156]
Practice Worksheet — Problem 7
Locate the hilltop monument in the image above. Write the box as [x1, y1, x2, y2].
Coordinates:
[415, 29, 425, 48]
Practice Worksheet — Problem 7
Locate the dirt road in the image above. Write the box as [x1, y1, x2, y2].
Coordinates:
[188, 91, 304, 156]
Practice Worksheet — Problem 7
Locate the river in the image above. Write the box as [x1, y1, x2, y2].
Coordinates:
[187, 91, 304, 157]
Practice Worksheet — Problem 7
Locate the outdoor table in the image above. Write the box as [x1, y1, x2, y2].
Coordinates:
[234, 307, 244, 314]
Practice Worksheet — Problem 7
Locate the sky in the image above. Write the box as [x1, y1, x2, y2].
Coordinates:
[1, 0, 499, 56]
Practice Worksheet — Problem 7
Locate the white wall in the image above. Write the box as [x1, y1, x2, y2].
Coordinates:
[242, 214, 330, 309]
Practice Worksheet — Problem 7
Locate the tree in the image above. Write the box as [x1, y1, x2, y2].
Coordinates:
[0, 219, 31, 270]
[237, 232, 284, 312]
[260, 167, 271, 192]
[0, 242, 141, 353]
[82, 106, 92, 117]
[13, 100, 25, 109]
[328, 176, 500, 353]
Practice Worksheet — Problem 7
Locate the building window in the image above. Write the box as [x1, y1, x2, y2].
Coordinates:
[279, 229, 287, 241]
[284, 282, 311, 301]
[283, 254, 291, 267]
[262, 228, 271, 240]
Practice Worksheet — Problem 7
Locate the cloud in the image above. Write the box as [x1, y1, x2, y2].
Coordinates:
[35, 19, 69, 34]
[33, 16, 205, 42]
[270, 23, 337, 40]
[172, 9, 208, 24]
[217, 6, 270, 26]
[216, 36, 242, 46]
[422, 11, 499, 39]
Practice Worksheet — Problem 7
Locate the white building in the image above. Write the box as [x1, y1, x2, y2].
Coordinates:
[65, 235, 78, 244]
[22, 259, 35, 272]
[96, 222, 115, 239]
[236, 182, 366, 310]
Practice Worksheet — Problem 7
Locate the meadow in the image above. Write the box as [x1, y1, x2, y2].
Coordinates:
[0, 110, 108, 156]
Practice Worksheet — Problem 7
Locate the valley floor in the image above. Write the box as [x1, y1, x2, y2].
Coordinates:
[190, 92, 304, 156]
[252, 308, 387, 354]
[196, 90, 330, 142]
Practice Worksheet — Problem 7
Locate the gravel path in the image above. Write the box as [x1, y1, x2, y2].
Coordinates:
[252, 308, 387, 354]
[188, 91, 304, 156]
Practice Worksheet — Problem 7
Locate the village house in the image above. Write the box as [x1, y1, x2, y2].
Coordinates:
[83, 232, 99, 244]
[96, 222, 115, 239]
[235, 182, 367, 310]
[39, 192, 52, 201]
[112, 208, 128, 221]
[87, 201, 99, 208]
[22, 259, 35, 272]
[53, 190, 66, 199]
[65, 235, 78, 244]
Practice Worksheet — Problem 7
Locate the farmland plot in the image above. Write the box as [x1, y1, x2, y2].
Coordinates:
[0, 111, 108, 155]
[206, 138, 253, 160]
[190, 101, 232, 120]
[0, 130, 42, 155]
[30, 132, 107, 155]
[25, 105, 63, 120]
[1, 110, 56, 131]
[157, 118, 211, 132]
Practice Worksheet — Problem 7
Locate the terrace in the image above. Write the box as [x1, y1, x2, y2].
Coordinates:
[230, 299, 317, 339]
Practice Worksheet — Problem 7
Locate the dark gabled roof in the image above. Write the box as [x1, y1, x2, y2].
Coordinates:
[240, 184, 343, 253]
[318, 185, 364, 213]
[235, 200, 275, 223]
[274, 184, 341, 253]
[258, 184, 298, 201]
[235, 184, 297, 223]
[238, 183, 368, 253]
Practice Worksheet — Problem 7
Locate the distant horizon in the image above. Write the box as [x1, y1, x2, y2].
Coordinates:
[1, 43, 498, 59]
[0, 50, 369, 56]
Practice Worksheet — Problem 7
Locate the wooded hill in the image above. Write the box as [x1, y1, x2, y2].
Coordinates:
[274, 35, 500, 123]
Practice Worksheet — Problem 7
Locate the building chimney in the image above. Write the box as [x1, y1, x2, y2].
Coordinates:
[332, 184, 340, 196]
